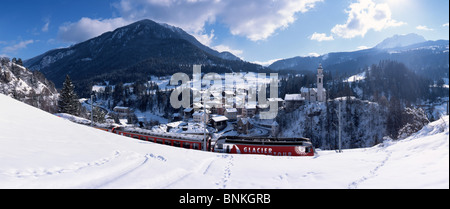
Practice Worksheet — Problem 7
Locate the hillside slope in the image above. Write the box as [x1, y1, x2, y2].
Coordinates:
[0, 57, 58, 112]
[0, 93, 448, 189]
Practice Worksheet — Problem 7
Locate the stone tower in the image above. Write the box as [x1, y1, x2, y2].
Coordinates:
[317, 64, 325, 102]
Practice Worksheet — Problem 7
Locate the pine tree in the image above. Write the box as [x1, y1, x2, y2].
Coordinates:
[58, 75, 79, 115]
[92, 107, 106, 123]
[16, 58, 23, 66]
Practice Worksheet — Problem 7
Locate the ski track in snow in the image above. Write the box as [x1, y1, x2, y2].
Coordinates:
[348, 150, 393, 189]
[1, 151, 122, 179]
[92, 152, 167, 189]
[159, 157, 217, 189]
[0, 151, 171, 189]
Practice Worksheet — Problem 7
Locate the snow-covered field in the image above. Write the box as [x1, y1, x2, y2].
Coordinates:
[0, 93, 448, 189]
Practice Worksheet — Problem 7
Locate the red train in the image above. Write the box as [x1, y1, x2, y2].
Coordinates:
[97, 127, 211, 151]
[97, 127, 314, 157]
[214, 136, 314, 157]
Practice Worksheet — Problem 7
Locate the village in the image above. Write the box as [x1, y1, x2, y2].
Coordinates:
[94, 64, 328, 139]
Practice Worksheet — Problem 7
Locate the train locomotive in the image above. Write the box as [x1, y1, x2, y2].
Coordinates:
[214, 136, 314, 156]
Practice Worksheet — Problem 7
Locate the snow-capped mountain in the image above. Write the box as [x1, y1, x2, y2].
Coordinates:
[375, 33, 427, 49]
[24, 19, 253, 91]
[268, 35, 448, 80]
[0, 57, 58, 112]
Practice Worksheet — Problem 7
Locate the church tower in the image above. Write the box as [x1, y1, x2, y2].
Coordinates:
[317, 64, 325, 102]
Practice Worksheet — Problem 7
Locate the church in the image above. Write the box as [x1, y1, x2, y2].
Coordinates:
[284, 64, 327, 111]
[300, 64, 327, 102]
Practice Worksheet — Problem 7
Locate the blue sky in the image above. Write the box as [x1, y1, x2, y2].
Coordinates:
[0, 0, 448, 65]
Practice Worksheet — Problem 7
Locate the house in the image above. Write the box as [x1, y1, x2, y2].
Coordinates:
[283, 94, 305, 112]
[242, 104, 257, 118]
[172, 113, 181, 121]
[113, 106, 133, 118]
[210, 115, 229, 131]
[193, 111, 209, 123]
[183, 108, 194, 121]
[236, 117, 253, 134]
[268, 98, 284, 108]
[224, 108, 238, 121]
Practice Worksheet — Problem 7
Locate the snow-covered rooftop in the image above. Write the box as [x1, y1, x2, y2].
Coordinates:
[285, 94, 305, 101]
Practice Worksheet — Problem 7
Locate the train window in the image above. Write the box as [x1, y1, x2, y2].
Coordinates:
[183, 143, 191, 149]
[156, 139, 163, 144]
[165, 140, 172, 146]
[192, 143, 199, 150]
[173, 141, 181, 147]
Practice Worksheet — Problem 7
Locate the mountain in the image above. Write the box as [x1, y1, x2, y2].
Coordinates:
[1, 57, 58, 113]
[269, 35, 449, 80]
[375, 33, 427, 49]
[24, 19, 260, 93]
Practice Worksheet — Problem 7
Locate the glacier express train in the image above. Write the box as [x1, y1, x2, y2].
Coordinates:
[97, 127, 314, 157]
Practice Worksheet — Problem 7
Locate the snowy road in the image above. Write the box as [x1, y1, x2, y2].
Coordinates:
[0, 94, 448, 189]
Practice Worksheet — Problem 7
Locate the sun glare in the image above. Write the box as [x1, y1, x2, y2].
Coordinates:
[381, 0, 409, 9]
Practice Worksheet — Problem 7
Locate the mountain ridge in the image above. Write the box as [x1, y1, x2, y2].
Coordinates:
[24, 19, 259, 93]
[375, 33, 427, 49]
[268, 35, 449, 80]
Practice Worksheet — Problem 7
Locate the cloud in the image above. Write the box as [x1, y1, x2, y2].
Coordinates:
[57, 0, 323, 45]
[219, 0, 323, 41]
[331, 0, 405, 39]
[442, 23, 449, 27]
[42, 21, 50, 32]
[113, 0, 323, 42]
[416, 25, 433, 31]
[310, 32, 334, 42]
[58, 17, 131, 43]
[2, 40, 35, 54]
[192, 29, 215, 47]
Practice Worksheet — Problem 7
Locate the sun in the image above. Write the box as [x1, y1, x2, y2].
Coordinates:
[380, 0, 410, 9]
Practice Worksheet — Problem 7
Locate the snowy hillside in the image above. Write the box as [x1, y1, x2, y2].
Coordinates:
[0, 93, 448, 189]
[0, 57, 58, 113]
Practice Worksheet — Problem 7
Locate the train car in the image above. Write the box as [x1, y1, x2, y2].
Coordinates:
[214, 136, 314, 157]
[107, 127, 212, 151]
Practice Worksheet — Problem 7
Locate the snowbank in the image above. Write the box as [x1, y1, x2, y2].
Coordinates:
[0, 93, 448, 189]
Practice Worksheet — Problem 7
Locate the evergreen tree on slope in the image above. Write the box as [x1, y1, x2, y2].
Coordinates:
[58, 75, 79, 115]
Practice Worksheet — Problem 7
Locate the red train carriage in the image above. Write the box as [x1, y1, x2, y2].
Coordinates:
[107, 127, 211, 151]
[214, 136, 314, 157]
